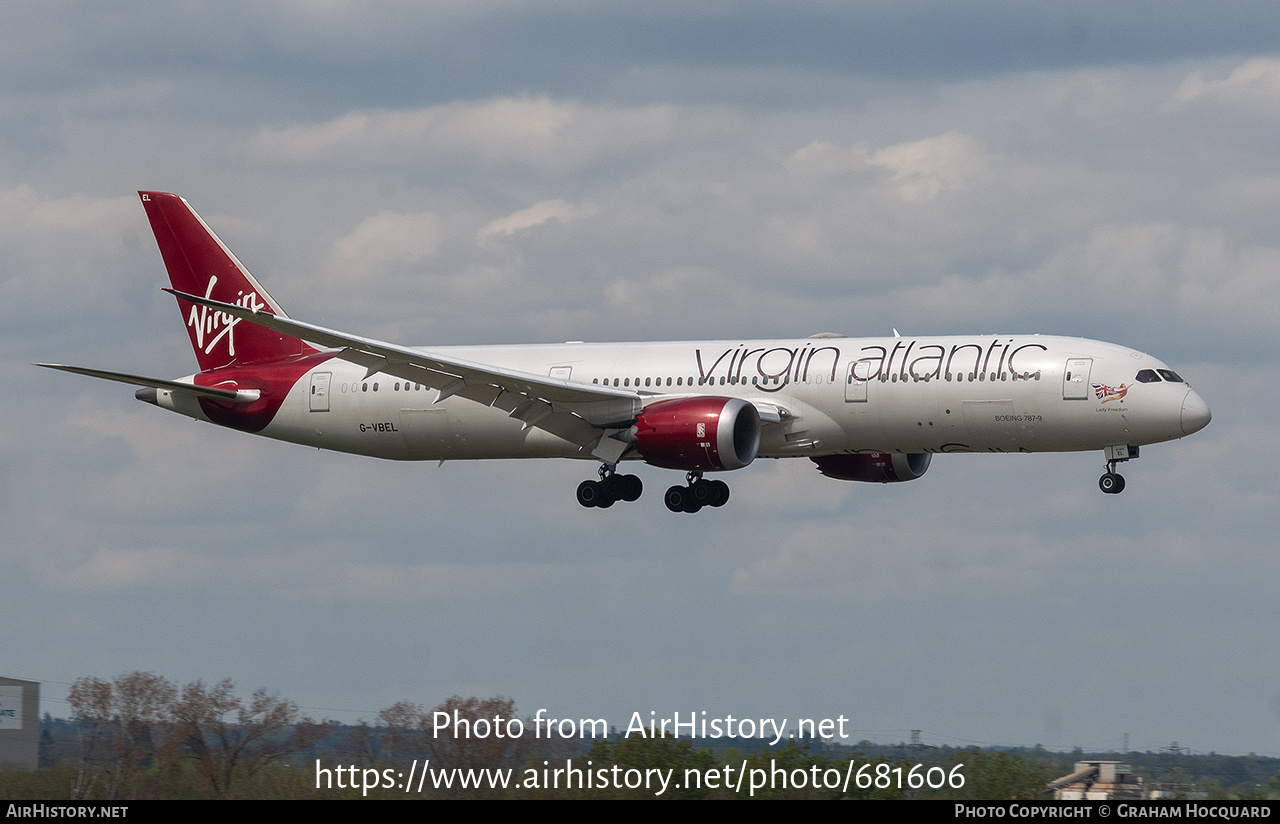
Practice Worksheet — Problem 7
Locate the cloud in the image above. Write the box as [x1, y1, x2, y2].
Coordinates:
[783, 140, 874, 178]
[36, 403, 304, 525]
[59, 546, 209, 591]
[333, 210, 442, 269]
[1172, 57, 1280, 112]
[240, 98, 711, 174]
[604, 266, 728, 321]
[868, 131, 989, 201]
[477, 199, 593, 240]
[0, 186, 139, 311]
[728, 520, 1056, 601]
[890, 222, 1280, 351]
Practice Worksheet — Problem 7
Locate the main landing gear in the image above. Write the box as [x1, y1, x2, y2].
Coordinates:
[577, 466, 732, 513]
[1098, 445, 1137, 495]
[577, 464, 643, 508]
[664, 471, 730, 514]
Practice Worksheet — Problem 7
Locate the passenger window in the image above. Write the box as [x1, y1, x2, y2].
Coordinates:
[1135, 369, 1162, 383]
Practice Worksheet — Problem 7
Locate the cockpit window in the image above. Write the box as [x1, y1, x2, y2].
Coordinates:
[1157, 369, 1184, 383]
[1135, 369, 1162, 383]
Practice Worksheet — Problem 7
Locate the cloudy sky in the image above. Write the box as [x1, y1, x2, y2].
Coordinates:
[4, 1, 1279, 757]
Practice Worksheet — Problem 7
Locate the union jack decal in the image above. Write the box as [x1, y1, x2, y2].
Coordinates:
[1092, 382, 1128, 403]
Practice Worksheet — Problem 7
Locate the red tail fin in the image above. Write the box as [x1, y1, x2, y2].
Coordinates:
[139, 191, 315, 371]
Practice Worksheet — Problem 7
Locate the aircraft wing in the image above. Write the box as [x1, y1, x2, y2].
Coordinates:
[35, 363, 260, 403]
[164, 289, 643, 454]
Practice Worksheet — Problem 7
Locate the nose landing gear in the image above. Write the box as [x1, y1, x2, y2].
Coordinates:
[664, 471, 730, 513]
[576, 464, 643, 508]
[1098, 471, 1125, 494]
[1098, 444, 1137, 495]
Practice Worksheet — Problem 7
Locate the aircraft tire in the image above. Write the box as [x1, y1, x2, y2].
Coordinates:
[709, 480, 730, 507]
[602, 473, 626, 500]
[664, 485, 687, 512]
[621, 474, 643, 502]
[1099, 473, 1125, 494]
[690, 479, 713, 505]
[577, 480, 603, 507]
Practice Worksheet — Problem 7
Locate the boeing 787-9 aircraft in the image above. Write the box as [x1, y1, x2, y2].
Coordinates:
[40, 192, 1212, 512]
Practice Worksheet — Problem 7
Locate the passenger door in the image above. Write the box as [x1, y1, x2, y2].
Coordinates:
[309, 372, 331, 412]
[1063, 359, 1092, 400]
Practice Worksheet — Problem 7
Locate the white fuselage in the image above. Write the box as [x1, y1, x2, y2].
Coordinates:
[156, 334, 1208, 465]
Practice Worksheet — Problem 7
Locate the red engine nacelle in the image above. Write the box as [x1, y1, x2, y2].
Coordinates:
[811, 452, 932, 483]
[633, 397, 761, 471]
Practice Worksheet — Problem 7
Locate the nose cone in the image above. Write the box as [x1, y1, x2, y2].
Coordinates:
[1181, 389, 1211, 436]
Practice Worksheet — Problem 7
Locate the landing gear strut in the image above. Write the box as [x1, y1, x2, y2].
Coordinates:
[664, 471, 730, 513]
[577, 464, 643, 508]
[1098, 445, 1137, 495]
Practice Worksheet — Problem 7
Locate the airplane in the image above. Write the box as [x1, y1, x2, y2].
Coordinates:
[39, 191, 1212, 512]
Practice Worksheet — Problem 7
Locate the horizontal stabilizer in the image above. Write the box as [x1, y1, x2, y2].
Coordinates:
[35, 364, 260, 403]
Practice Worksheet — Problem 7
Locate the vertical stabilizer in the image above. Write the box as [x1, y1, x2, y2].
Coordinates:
[139, 191, 314, 371]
